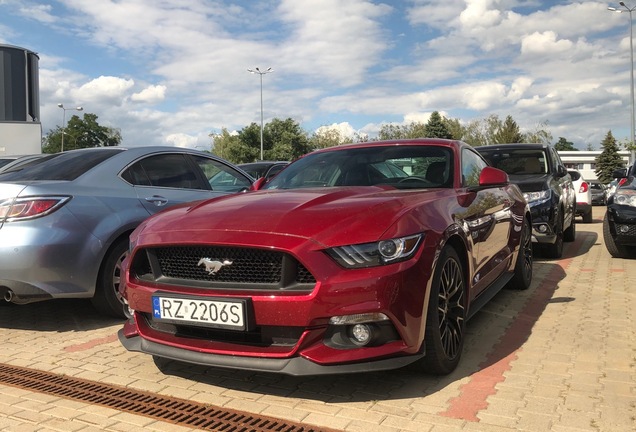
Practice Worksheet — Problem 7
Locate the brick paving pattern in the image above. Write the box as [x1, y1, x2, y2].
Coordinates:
[0, 206, 634, 431]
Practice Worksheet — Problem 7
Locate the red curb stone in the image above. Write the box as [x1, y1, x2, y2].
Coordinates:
[64, 334, 118, 352]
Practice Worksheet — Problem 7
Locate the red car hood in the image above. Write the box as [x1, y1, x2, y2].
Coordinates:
[138, 186, 451, 247]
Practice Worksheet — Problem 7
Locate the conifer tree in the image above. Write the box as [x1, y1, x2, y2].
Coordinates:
[424, 111, 453, 139]
[595, 131, 624, 184]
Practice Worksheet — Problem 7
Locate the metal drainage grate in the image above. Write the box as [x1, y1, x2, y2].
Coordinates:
[0, 363, 339, 432]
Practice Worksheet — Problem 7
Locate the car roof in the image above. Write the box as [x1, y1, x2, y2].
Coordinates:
[311, 138, 466, 155]
[476, 143, 549, 151]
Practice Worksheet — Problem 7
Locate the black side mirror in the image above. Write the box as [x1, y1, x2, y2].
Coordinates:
[556, 165, 567, 178]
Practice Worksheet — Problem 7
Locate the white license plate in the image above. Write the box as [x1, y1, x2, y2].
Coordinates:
[152, 295, 245, 330]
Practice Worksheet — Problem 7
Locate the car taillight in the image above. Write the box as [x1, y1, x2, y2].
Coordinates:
[579, 182, 589, 193]
[0, 197, 70, 221]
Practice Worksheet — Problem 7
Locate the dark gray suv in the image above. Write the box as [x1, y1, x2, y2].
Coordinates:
[477, 144, 576, 258]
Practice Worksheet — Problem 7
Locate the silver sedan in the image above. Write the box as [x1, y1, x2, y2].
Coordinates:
[0, 146, 253, 317]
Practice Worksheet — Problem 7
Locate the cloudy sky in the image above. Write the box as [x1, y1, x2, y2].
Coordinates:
[0, 0, 634, 150]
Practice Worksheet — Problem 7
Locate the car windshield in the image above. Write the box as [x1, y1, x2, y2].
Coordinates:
[0, 149, 122, 181]
[263, 145, 453, 190]
[479, 149, 547, 175]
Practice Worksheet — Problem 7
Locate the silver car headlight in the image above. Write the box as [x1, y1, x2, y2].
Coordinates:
[613, 189, 636, 207]
[326, 234, 423, 269]
[523, 190, 550, 204]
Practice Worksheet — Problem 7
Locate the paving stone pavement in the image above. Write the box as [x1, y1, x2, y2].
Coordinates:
[0, 206, 634, 432]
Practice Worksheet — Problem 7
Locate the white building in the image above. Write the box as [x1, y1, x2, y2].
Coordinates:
[558, 150, 631, 181]
[0, 44, 41, 156]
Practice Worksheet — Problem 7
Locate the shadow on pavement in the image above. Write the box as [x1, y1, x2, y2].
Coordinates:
[0, 298, 122, 331]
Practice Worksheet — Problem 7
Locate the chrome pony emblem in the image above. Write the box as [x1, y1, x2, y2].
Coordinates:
[197, 258, 233, 275]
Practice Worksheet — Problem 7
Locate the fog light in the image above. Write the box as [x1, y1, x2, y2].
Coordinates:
[349, 324, 372, 346]
[619, 225, 630, 234]
[537, 224, 548, 233]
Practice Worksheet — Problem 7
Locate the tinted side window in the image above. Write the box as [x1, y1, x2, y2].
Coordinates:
[0, 151, 116, 181]
[127, 154, 205, 190]
[194, 156, 252, 192]
[462, 148, 488, 187]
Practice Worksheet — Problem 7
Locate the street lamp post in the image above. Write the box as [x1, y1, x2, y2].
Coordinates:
[609, 2, 636, 164]
[57, 103, 83, 152]
[247, 67, 273, 160]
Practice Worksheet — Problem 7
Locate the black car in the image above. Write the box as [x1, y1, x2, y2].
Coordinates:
[604, 168, 636, 257]
[238, 161, 288, 181]
[590, 181, 608, 206]
[477, 143, 576, 258]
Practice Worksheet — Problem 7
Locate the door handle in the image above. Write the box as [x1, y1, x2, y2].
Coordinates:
[145, 195, 169, 206]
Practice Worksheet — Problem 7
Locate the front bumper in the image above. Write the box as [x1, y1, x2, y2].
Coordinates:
[527, 200, 559, 244]
[606, 205, 636, 246]
[118, 327, 423, 376]
[119, 233, 441, 375]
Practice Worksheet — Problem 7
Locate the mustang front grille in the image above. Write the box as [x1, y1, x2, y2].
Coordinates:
[130, 246, 316, 292]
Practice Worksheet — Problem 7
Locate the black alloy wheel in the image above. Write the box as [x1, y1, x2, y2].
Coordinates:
[507, 218, 533, 290]
[421, 246, 466, 374]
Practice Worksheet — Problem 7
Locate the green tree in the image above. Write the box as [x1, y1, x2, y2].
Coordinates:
[443, 117, 465, 140]
[554, 137, 576, 151]
[213, 118, 312, 164]
[264, 118, 312, 161]
[425, 111, 452, 139]
[595, 130, 624, 184]
[310, 127, 353, 149]
[377, 122, 426, 140]
[522, 121, 552, 144]
[211, 128, 253, 163]
[461, 115, 500, 146]
[492, 115, 523, 144]
[42, 113, 121, 153]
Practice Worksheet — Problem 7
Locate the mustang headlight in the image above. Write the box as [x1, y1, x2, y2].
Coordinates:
[613, 189, 636, 207]
[326, 234, 423, 268]
[523, 190, 550, 204]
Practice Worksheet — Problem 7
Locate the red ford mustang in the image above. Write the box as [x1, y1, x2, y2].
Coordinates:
[118, 139, 532, 375]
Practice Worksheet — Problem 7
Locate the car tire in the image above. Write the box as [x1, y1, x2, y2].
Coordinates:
[564, 214, 576, 242]
[91, 238, 128, 318]
[544, 214, 564, 259]
[507, 218, 532, 290]
[583, 209, 593, 224]
[420, 246, 466, 375]
[603, 213, 629, 258]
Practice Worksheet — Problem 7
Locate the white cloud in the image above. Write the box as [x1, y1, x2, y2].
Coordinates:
[131, 85, 167, 104]
[315, 122, 357, 140]
[521, 31, 574, 55]
[165, 133, 198, 148]
[73, 76, 135, 105]
[19, 3, 55, 23]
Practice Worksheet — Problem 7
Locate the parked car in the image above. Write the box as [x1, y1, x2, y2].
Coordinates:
[568, 170, 592, 223]
[119, 138, 532, 376]
[0, 154, 48, 174]
[238, 161, 289, 180]
[0, 155, 22, 169]
[476, 143, 576, 258]
[603, 167, 636, 258]
[590, 181, 608, 206]
[0, 147, 253, 317]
